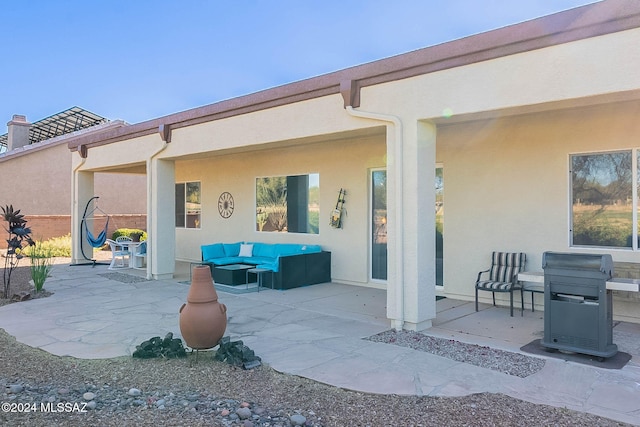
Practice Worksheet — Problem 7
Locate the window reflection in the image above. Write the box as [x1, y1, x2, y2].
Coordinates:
[571, 152, 632, 247]
[256, 174, 319, 234]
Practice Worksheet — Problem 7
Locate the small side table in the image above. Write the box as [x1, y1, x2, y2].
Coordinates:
[246, 268, 273, 292]
[517, 271, 544, 316]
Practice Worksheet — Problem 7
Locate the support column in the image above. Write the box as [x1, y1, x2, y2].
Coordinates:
[390, 119, 437, 331]
[149, 158, 175, 279]
[71, 164, 94, 265]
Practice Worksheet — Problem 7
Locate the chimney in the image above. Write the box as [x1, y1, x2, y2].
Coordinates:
[7, 115, 31, 150]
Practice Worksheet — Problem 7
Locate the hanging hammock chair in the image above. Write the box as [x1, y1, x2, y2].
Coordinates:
[84, 215, 110, 247]
[79, 196, 111, 263]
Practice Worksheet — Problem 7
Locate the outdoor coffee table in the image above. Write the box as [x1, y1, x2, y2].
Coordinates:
[213, 264, 253, 286]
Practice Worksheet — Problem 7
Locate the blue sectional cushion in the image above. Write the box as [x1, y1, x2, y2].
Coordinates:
[301, 245, 322, 253]
[201, 241, 322, 275]
[247, 256, 274, 265]
[223, 242, 242, 257]
[252, 242, 277, 258]
[202, 243, 225, 260]
[257, 260, 279, 272]
[208, 256, 244, 266]
[276, 244, 303, 256]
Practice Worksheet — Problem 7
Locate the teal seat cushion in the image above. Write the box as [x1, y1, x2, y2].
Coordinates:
[223, 242, 242, 257]
[257, 260, 279, 273]
[202, 243, 225, 260]
[276, 244, 303, 256]
[209, 256, 244, 265]
[301, 245, 321, 253]
[252, 243, 277, 258]
[246, 256, 273, 265]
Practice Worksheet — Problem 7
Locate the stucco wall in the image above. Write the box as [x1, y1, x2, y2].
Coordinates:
[174, 134, 386, 286]
[437, 100, 640, 321]
[361, 27, 640, 121]
[0, 141, 147, 234]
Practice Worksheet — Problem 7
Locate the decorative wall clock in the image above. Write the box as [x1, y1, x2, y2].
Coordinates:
[218, 192, 234, 218]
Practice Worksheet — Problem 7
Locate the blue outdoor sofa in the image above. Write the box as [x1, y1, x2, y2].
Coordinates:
[201, 242, 331, 290]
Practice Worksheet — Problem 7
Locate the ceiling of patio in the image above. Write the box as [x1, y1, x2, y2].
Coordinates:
[166, 125, 387, 162]
[433, 88, 640, 127]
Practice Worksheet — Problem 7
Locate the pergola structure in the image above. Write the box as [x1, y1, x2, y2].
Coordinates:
[0, 106, 107, 152]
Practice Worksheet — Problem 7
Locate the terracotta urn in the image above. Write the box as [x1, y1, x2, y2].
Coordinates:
[179, 265, 227, 349]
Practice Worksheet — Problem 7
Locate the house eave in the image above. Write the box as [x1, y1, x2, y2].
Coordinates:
[67, 0, 640, 153]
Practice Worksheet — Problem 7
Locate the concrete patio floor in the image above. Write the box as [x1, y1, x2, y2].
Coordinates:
[0, 261, 639, 425]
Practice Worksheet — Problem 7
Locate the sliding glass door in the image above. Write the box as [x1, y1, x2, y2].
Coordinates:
[371, 169, 387, 281]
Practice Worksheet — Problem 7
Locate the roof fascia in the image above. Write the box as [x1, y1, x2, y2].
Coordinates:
[68, 0, 640, 153]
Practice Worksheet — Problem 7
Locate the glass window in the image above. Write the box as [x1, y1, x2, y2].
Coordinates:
[175, 182, 201, 229]
[371, 169, 387, 280]
[571, 151, 632, 247]
[256, 174, 319, 234]
[436, 166, 443, 286]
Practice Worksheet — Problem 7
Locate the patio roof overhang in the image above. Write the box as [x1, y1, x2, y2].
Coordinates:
[66, 0, 640, 156]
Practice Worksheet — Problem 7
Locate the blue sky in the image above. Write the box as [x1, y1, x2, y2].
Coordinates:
[2, 0, 596, 130]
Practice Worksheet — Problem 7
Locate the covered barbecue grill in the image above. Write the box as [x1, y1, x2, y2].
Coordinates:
[540, 252, 618, 359]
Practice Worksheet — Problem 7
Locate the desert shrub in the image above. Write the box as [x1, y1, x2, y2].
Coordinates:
[23, 234, 72, 257]
[29, 241, 53, 292]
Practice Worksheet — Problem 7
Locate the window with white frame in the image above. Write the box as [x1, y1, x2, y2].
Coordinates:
[175, 182, 201, 228]
[570, 150, 637, 248]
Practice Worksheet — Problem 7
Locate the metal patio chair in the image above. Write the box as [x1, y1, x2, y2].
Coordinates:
[475, 251, 526, 317]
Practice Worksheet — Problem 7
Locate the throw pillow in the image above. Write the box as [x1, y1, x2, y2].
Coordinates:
[239, 244, 253, 257]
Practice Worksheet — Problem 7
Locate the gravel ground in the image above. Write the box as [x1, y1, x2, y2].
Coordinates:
[0, 257, 633, 426]
[366, 330, 546, 378]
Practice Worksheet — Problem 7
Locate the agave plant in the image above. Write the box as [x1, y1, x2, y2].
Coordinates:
[2, 205, 35, 298]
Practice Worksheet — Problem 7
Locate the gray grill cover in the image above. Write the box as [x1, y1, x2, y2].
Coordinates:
[542, 252, 613, 278]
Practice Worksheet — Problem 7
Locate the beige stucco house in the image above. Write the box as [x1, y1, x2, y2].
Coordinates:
[0, 108, 147, 242]
[66, 0, 640, 329]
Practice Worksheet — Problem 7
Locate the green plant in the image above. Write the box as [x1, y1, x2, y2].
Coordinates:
[2, 205, 35, 298]
[112, 228, 147, 242]
[308, 211, 319, 234]
[23, 234, 72, 257]
[29, 241, 53, 292]
[256, 210, 268, 231]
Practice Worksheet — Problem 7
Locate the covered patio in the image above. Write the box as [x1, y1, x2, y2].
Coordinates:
[0, 261, 638, 424]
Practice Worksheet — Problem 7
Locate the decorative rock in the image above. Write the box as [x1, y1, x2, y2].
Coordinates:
[214, 337, 262, 368]
[127, 388, 141, 397]
[0, 381, 321, 424]
[236, 407, 252, 419]
[11, 291, 30, 301]
[8, 384, 23, 394]
[132, 333, 186, 359]
[290, 414, 307, 426]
